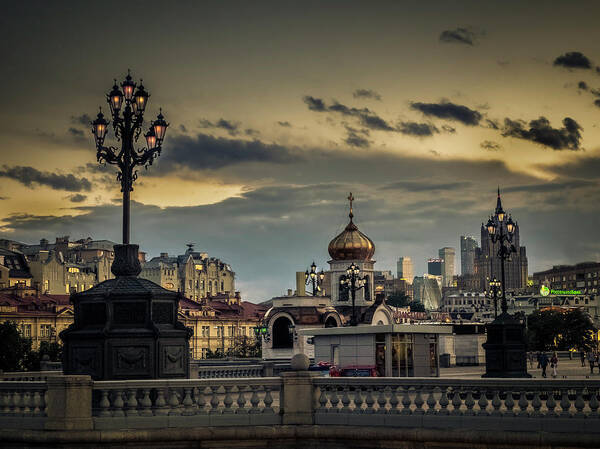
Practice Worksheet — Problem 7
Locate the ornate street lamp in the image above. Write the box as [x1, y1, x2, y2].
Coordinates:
[339, 262, 366, 326]
[481, 188, 530, 378]
[487, 277, 502, 318]
[305, 261, 325, 296]
[91, 70, 168, 248]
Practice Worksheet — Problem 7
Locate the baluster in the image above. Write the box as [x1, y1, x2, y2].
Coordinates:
[376, 386, 387, 414]
[236, 386, 248, 414]
[330, 386, 340, 413]
[588, 388, 599, 417]
[545, 390, 557, 417]
[154, 388, 169, 416]
[414, 387, 425, 415]
[504, 391, 515, 417]
[98, 390, 112, 417]
[438, 387, 450, 415]
[139, 389, 153, 416]
[22, 391, 32, 416]
[354, 387, 366, 413]
[125, 389, 139, 416]
[364, 387, 375, 413]
[388, 386, 400, 414]
[464, 389, 475, 416]
[249, 385, 260, 414]
[263, 386, 275, 414]
[517, 391, 529, 417]
[1, 390, 10, 414]
[574, 388, 585, 418]
[209, 385, 221, 414]
[560, 389, 571, 417]
[196, 386, 207, 414]
[11, 390, 22, 415]
[32, 391, 42, 416]
[491, 390, 501, 417]
[340, 386, 351, 413]
[475, 389, 487, 416]
[317, 386, 328, 412]
[223, 385, 234, 413]
[182, 388, 194, 416]
[426, 387, 437, 415]
[531, 391, 542, 417]
[168, 388, 182, 415]
[400, 386, 412, 415]
[450, 390, 462, 416]
[112, 390, 125, 417]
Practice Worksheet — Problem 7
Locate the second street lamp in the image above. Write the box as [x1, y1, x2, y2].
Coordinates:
[305, 261, 325, 296]
[339, 262, 366, 326]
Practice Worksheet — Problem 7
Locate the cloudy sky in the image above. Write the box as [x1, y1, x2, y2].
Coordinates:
[1, 1, 600, 301]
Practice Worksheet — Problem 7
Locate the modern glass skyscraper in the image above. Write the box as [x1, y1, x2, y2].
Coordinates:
[396, 256, 413, 284]
[460, 236, 478, 275]
[438, 247, 455, 287]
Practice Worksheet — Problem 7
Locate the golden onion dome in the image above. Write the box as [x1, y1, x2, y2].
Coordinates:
[328, 193, 375, 261]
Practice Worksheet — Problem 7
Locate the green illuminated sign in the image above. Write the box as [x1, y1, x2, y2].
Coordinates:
[551, 289, 582, 295]
[540, 285, 550, 296]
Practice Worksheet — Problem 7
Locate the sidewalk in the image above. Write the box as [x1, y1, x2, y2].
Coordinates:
[440, 358, 600, 379]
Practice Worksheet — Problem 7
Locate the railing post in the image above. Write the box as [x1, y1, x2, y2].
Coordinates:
[45, 375, 93, 430]
[261, 361, 274, 377]
[281, 353, 318, 425]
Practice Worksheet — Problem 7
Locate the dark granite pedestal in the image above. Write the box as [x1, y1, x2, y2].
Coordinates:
[60, 244, 192, 380]
[482, 312, 531, 378]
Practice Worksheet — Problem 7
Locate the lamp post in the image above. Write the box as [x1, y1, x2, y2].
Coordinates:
[91, 70, 168, 247]
[305, 261, 325, 296]
[481, 188, 530, 378]
[485, 209, 516, 315]
[488, 277, 501, 318]
[340, 263, 366, 326]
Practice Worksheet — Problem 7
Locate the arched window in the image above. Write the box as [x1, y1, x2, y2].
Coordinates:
[364, 276, 371, 301]
[325, 316, 338, 328]
[272, 317, 294, 349]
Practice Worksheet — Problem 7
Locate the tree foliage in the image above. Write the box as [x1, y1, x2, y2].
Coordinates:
[386, 292, 411, 308]
[527, 308, 597, 351]
[0, 321, 63, 372]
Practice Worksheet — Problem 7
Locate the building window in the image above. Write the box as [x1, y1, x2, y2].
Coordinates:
[43, 280, 49, 292]
[40, 324, 52, 338]
[21, 324, 31, 338]
[201, 348, 208, 358]
[202, 326, 210, 337]
[65, 283, 70, 293]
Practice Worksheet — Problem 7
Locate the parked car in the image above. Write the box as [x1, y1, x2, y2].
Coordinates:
[329, 365, 378, 377]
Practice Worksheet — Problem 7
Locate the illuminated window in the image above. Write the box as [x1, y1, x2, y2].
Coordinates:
[195, 264, 203, 271]
[68, 267, 80, 273]
[21, 324, 31, 338]
[40, 324, 52, 337]
[65, 283, 70, 293]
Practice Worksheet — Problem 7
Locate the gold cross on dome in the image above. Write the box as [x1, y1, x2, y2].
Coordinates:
[348, 192, 354, 219]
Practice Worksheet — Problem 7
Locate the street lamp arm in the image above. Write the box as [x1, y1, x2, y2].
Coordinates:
[133, 146, 162, 168]
[96, 146, 121, 166]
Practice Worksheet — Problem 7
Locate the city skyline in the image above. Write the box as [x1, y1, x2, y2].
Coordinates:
[1, 1, 600, 300]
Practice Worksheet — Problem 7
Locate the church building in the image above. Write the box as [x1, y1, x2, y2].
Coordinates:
[262, 193, 395, 359]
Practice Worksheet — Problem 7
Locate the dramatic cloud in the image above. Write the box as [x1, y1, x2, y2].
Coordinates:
[501, 116, 583, 151]
[344, 126, 370, 148]
[397, 121, 439, 137]
[277, 121, 292, 127]
[71, 114, 92, 126]
[503, 180, 596, 193]
[578, 81, 589, 90]
[303, 96, 396, 132]
[439, 27, 482, 46]
[0, 165, 92, 192]
[411, 101, 482, 126]
[68, 127, 84, 137]
[553, 52, 593, 69]
[68, 194, 87, 203]
[353, 89, 382, 101]
[199, 118, 241, 136]
[480, 140, 502, 151]
[159, 133, 300, 171]
[380, 181, 471, 192]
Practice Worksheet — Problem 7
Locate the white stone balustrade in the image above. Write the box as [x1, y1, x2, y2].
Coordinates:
[313, 378, 600, 433]
[0, 381, 48, 429]
[91, 378, 282, 428]
[196, 365, 264, 379]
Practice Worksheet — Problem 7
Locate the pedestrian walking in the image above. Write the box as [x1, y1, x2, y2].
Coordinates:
[581, 351, 586, 367]
[528, 352, 535, 368]
[539, 352, 549, 378]
[550, 352, 558, 378]
[536, 351, 541, 369]
[588, 351, 596, 374]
